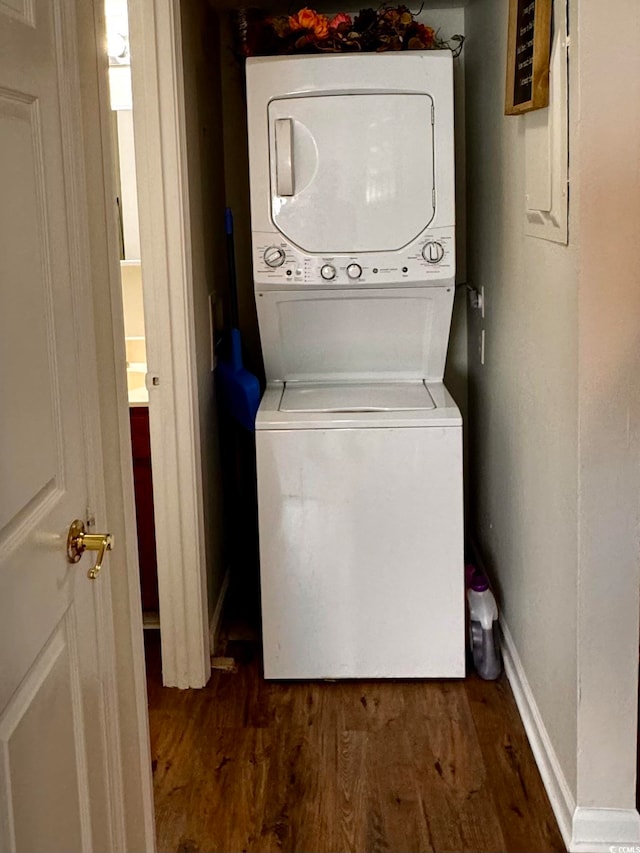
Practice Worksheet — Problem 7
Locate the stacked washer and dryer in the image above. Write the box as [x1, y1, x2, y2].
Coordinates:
[246, 51, 464, 679]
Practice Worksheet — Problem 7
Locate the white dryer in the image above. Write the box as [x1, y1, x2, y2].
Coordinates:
[246, 52, 464, 679]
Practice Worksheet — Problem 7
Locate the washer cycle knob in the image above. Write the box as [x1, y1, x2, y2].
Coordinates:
[320, 264, 336, 281]
[264, 246, 286, 267]
[347, 263, 362, 279]
[422, 241, 445, 264]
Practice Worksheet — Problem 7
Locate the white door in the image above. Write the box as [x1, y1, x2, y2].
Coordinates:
[268, 93, 435, 253]
[0, 2, 128, 850]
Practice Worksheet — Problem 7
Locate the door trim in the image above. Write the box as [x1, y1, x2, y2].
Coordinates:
[78, 0, 156, 849]
[128, 0, 211, 688]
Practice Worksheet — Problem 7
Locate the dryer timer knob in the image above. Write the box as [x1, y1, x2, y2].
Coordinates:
[422, 241, 445, 264]
[264, 246, 286, 267]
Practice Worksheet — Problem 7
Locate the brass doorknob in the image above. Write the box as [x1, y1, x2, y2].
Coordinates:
[67, 519, 113, 580]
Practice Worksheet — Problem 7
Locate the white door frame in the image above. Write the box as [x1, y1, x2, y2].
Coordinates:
[126, 0, 211, 688]
[78, 1, 156, 849]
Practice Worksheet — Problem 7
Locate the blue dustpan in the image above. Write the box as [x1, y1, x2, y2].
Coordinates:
[216, 208, 261, 431]
[217, 328, 260, 431]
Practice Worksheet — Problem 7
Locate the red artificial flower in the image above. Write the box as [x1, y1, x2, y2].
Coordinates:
[416, 23, 435, 46]
[329, 12, 353, 29]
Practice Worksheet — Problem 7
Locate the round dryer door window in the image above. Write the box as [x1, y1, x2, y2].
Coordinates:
[268, 93, 435, 255]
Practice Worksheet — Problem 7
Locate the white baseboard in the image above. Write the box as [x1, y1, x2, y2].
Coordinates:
[499, 617, 576, 849]
[208, 567, 230, 654]
[501, 618, 640, 853]
[570, 807, 640, 852]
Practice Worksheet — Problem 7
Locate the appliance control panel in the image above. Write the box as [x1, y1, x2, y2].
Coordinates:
[252, 228, 455, 287]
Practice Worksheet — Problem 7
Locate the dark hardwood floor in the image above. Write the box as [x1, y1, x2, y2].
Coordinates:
[146, 622, 565, 853]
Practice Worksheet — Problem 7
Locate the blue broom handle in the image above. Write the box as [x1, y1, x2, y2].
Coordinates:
[230, 328, 243, 371]
[225, 207, 240, 329]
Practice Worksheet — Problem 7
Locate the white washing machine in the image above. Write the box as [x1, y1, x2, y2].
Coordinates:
[246, 52, 464, 679]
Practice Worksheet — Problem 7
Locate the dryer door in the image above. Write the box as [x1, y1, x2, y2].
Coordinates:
[268, 94, 434, 254]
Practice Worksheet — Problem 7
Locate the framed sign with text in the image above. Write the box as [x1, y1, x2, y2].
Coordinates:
[505, 0, 552, 115]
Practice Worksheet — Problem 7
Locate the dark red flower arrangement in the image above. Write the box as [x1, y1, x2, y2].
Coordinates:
[237, 6, 464, 57]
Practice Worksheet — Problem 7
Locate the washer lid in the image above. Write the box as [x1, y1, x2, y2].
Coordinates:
[280, 381, 435, 413]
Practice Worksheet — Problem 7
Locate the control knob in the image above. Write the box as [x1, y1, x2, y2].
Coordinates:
[422, 241, 445, 264]
[320, 264, 336, 281]
[264, 246, 286, 268]
[347, 263, 362, 280]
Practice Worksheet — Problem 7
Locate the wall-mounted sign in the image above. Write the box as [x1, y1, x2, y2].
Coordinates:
[505, 0, 552, 115]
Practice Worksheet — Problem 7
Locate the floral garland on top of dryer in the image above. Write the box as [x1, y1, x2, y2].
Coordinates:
[237, 6, 464, 58]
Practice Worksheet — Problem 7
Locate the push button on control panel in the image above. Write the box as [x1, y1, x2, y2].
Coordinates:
[422, 241, 445, 264]
[346, 263, 362, 280]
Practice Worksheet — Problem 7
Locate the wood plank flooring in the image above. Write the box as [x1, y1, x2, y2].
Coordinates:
[147, 632, 565, 853]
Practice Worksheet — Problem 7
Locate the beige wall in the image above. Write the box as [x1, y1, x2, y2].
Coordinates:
[120, 261, 144, 338]
[180, 0, 228, 620]
[465, 0, 579, 796]
[115, 110, 141, 259]
[573, 0, 640, 810]
[465, 0, 640, 821]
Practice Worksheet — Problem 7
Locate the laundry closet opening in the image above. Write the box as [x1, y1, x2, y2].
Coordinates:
[222, 0, 469, 663]
[216, 2, 471, 666]
[107, 0, 470, 686]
